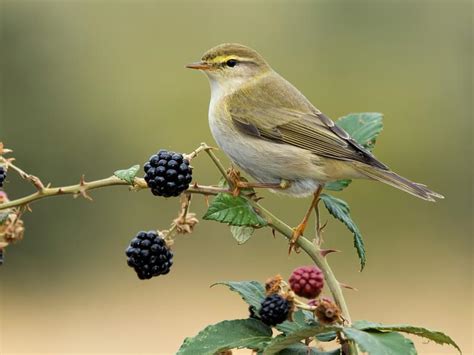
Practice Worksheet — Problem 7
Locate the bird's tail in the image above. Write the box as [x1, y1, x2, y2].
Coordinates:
[355, 165, 444, 202]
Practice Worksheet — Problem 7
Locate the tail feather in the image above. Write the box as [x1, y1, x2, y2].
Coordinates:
[356, 165, 444, 202]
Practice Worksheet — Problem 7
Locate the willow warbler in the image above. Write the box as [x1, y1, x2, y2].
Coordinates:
[186, 43, 442, 238]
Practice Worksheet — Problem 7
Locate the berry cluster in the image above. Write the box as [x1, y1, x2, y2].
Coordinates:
[144, 150, 192, 197]
[0, 167, 6, 188]
[289, 265, 324, 299]
[259, 294, 291, 326]
[253, 266, 328, 327]
[125, 231, 173, 280]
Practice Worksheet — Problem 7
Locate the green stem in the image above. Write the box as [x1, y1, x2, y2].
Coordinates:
[0, 176, 146, 210]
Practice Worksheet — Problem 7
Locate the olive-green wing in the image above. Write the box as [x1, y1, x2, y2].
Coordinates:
[228, 93, 388, 170]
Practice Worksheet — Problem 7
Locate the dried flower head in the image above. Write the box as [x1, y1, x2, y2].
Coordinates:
[314, 297, 342, 324]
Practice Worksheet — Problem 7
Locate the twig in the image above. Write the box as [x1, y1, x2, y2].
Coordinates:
[0, 157, 45, 191]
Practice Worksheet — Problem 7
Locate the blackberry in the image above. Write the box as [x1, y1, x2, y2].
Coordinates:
[259, 294, 290, 326]
[125, 230, 173, 280]
[0, 167, 6, 188]
[289, 265, 324, 299]
[143, 150, 192, 197]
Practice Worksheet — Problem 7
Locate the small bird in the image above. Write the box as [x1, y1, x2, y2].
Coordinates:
[186, 43, 443, 241]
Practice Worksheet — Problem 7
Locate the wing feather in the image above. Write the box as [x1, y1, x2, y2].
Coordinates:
[227, 74, 388, 170]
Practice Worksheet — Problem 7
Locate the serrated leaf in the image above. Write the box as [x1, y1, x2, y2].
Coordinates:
[276, 310, 316, 334]
[336, 112, 383, 151]
[263, 324, 341, 354]
[230, 225, 255, 244]
[113, 164, 140, 184]
[320, 193, 366, 270]
[203, 193, 267, 227]
[353, 321, 461, 353]
[343, 328, 416, 355]
[316, 331, 338, 342]
[324, 179, 352, 192]
[278, 343, 342, 355]
[325, 113, 383, 192]
[178, 319, 272, 355]
[212, 281, 265, 310]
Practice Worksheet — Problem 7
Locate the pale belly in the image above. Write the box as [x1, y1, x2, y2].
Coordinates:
[208, 109, 323, 197]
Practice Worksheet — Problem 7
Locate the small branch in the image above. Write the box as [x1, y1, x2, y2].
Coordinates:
[0, 176, 147, 211]
[0, 157, 45, 191]
[203, 144, 234, 188]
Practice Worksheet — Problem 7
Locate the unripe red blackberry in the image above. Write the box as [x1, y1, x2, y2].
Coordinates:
[144, 150, 192, 197]
[0, 167, 6, 188]
[125, 231, 173, 280]
[259, 294, 290, 326]
[289, 265, 324, 299]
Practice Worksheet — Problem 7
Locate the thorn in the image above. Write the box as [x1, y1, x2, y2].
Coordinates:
[57, 188, 63, 194]
[80, 189, 93, 201]
[204, 195, 209, 207]
[320, 249, 341, 257]
[339, 282, 358, 291]
[272, 228, 276, 238]
[26, 204, 32, 212]
[319, 220, 328, 232]
[80, 174, 86, 186]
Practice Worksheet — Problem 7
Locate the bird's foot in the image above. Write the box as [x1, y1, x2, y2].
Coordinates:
[227, 168, 291, 196]
[289, 222, 306, 254]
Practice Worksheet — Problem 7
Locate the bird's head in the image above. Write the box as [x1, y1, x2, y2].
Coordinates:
[186, 43, 271, 91]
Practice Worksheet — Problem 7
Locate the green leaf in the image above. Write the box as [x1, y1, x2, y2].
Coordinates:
[343, 328, 416, 355]
[230, 225, 255, 244]
[336, 112, 383, 151]
[203, 193, 267, 227]
[324, 113, 383, 192]
[278, 343, 342, 355]
[114, 165, 140, 184]
[177, 319, 272, 355]
[324, 179, 352, 192]
[276, 310, 316, 334]
[263, 324, 341, 354]
[354, 321, 461, 353]
[212, 281, 265, 310]
[320, 193, 366, 270]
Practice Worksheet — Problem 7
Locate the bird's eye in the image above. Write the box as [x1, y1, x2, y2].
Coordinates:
[226, 59, 238, 67]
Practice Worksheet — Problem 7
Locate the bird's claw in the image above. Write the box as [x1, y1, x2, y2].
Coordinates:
[289, 223, 305, 254]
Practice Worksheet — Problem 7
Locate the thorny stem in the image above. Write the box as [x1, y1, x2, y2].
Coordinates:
[0, 143, 357, 354]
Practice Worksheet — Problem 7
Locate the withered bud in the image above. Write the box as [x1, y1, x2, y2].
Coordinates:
[1, 211, 25, 244]
[173, 212, 199, 235]
[314, 298, 342, 324]
[265, 274, 283, 295]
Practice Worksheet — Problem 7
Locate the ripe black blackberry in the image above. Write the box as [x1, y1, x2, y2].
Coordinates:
[125, 231, 173, 280]
[0, 166, 6, 188]
[259, 294, 290, 326]
[144, 150, 192, 197]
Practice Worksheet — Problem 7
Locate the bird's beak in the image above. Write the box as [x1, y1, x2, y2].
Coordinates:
[185, 61, 211, 70]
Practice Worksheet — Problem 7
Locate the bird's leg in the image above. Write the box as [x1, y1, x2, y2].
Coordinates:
[289, 185, 324, 253]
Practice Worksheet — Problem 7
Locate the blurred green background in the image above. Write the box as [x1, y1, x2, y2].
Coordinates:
[0, 0, 472, 354]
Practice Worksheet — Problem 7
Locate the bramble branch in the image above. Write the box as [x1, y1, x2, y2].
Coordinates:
[0, 141, 356, 353]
